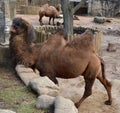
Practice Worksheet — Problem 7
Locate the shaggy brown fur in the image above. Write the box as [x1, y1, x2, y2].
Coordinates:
[9, 18, 112, 108]
[9, 17, 42, 70]
[39, 4, 61, 25]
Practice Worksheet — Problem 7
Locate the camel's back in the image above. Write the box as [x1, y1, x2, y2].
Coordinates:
[66, 30, 95, 53]
[39, 4, 58, 16]
[39, 4, 49, 14]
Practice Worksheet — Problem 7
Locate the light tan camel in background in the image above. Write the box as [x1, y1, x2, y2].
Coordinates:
[39, 4, 61, 25]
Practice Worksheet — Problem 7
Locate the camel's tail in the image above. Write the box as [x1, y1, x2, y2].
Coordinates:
[100, 57, 105, 79]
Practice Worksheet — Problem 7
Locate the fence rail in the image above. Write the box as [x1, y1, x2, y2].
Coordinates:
[35, 26, 102, 55]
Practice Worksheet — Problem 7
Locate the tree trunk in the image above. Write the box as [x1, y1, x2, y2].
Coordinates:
[60, 0, 73, 38]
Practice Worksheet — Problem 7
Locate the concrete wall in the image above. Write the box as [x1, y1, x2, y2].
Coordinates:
[0, 0, 16, 43]
[0, 0, 5, 42]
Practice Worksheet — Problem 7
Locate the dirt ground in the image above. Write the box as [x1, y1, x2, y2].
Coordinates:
[11, 14, 120, 113]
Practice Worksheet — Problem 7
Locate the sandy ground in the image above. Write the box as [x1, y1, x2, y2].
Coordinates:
[15, 14, 120, 113]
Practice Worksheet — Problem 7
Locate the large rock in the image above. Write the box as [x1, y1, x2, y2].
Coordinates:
[15, 64, 40, 86]
[0, 109, 16, 113]
[94, 16, 111, 24]
[29, 76, 60, 96]
[94, 17, 105, 24]
[36, 95, 55, 109]
[54, 96, 78, 113]
[106, 43, 117, 52]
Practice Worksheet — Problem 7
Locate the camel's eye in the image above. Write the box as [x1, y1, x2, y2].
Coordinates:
[12, 25, 19, 30]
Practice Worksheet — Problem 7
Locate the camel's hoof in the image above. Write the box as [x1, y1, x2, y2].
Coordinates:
[75, 103, 79, 108]
[104, 100, 112, 105]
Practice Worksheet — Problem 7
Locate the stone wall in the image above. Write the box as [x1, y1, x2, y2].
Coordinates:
[16, 0, 28, 12]
[88, 0, 102, 16]
[88, 0, 120, 17]
[16, 0, 60, 9]
[0, 0, 5, 42]
[20, 5, 40, 15]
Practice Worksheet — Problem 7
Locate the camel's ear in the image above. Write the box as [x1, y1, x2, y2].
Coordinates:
[21, 19, 36, 44]
[27, 25, 36, 44]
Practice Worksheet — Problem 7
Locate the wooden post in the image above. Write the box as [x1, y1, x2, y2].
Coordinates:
[60, 0, 73, 37]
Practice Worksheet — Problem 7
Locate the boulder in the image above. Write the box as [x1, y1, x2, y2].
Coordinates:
[106, 43, 117, 52]
[36, 95, 55, 109]
[0, 109, 16, 113]
[29, 76, 60, 96]
[94, 16, 111, 24]
[54, 96, 78, 113]
[15, 64, 40, 86]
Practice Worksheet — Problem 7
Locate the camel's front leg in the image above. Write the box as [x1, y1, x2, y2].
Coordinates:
[52, 17, 55, 25]
[40, 72, 58, 85]
[49, 17, 52, 25]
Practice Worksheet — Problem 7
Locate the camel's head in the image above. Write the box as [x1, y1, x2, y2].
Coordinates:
[10, 17, 27, 35]
[10, 17, 36, 44]
[56, 4, 62, 13]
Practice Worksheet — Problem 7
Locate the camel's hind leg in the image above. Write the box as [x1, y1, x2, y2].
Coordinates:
[52, 17, 55, 25]
[39, 15, 43, 25]
[97, 72, 112, 105]
[75, 76, 95, 108]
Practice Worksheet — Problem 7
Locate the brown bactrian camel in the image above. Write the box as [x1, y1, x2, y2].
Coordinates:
[39, 4, 61, 25]
[9, 17, 112, 109]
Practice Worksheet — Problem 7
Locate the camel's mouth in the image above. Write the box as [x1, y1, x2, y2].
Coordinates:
[10, 26, 17, 34]
[10, 25, 25, 35]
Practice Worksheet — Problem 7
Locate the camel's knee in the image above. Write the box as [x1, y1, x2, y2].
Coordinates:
[106, 79, 112, 88]
[97, 75, 111, 89]
[103, 79, 112, 91]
